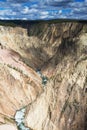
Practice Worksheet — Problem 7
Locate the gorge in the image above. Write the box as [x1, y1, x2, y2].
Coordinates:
[0, 20, 87, 130]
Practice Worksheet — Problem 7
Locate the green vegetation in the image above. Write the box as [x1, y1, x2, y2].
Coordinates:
[83, 25, 87, 33]
[0, 21, 17, 27]
[0, 19, 85, 28]
[7, 64, 22, 73]
[4, 116, 15, 124]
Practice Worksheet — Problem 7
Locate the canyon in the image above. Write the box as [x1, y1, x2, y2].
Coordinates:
[0, 20, 87, 130]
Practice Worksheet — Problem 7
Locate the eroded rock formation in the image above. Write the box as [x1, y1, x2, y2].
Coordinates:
[0, 21, 87, 130]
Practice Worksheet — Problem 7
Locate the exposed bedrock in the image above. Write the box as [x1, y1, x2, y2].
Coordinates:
[0, 21, 87, 130]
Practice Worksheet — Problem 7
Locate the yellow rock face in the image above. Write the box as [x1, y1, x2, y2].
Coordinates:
[0, 21, 87, 130]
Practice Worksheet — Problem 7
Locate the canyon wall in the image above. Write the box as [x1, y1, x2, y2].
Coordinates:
[0, 21, 87, 130]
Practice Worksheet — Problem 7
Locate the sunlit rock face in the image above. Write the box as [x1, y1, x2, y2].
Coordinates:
[0, 22, 83, 70]
[0, 124, 18, 130]
[0, 21, 87, 130]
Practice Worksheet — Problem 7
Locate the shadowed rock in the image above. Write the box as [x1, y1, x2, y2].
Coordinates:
[0, 20, 87, 130]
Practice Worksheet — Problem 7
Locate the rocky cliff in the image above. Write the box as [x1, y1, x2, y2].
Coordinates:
[0, 20, 87, 130]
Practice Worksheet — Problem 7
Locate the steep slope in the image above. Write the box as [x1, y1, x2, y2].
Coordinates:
[0, 22, 83, 70]
[0, 21, 87, 130]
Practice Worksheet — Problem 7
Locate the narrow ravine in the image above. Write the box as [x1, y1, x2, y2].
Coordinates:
[14, 69, 48, 130]
[36, 69, 48, 86]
